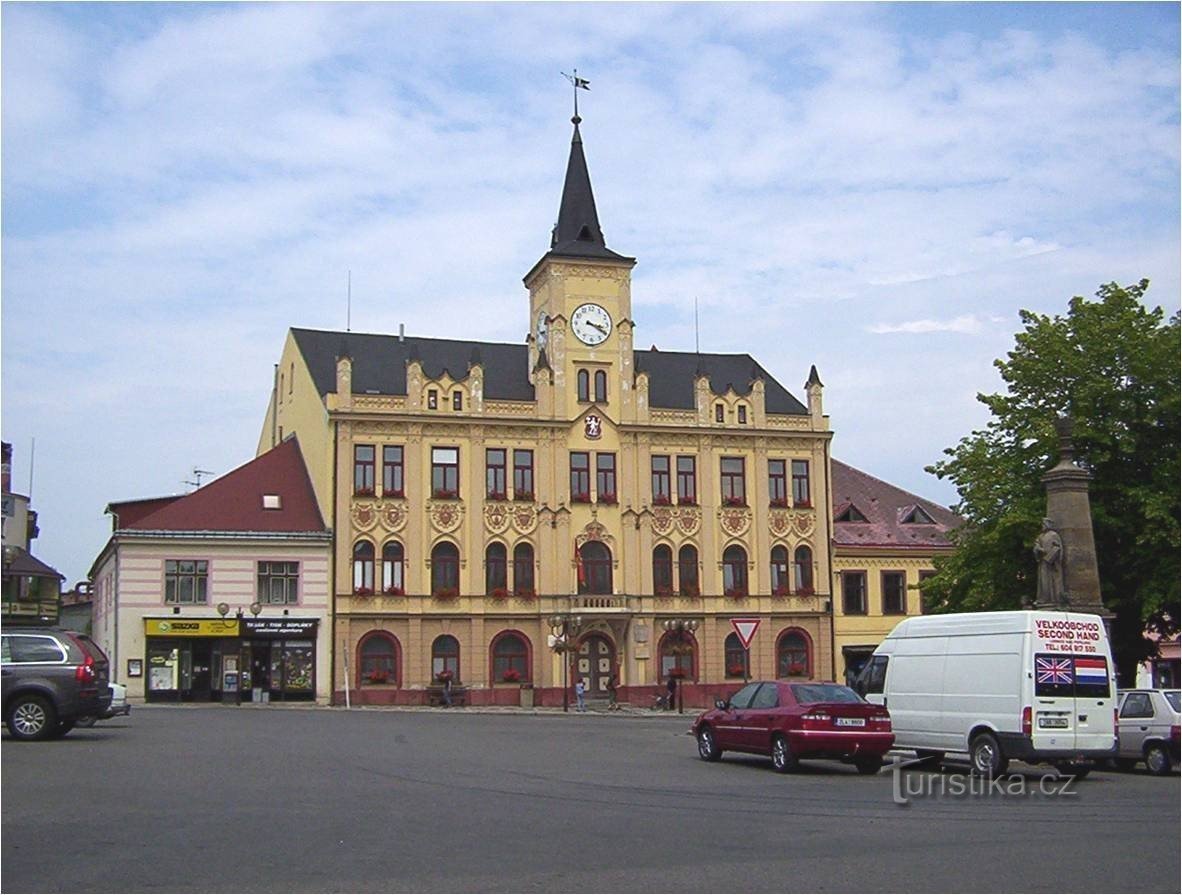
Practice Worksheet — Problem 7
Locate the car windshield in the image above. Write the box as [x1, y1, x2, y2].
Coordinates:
[791, 683, 863, 705]
[1164, 691, 1181, 712]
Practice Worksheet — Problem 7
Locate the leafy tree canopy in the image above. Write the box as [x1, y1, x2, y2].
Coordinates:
[924, 280, 1180, 683]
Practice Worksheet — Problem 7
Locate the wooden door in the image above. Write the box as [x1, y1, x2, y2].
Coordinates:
[576, 635, 616, 696]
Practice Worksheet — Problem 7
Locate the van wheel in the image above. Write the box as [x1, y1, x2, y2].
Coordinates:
[771, 735, 798, 773]
[6, 695, 57, 741]
[696, 726, 721, 762]
[1145, 744, 1173, 776]
[969, 732, 1008, 776]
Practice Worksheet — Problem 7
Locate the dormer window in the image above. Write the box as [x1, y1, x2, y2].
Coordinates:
[453, 391, 463, 411]
[901, 505, 936, 525]
[428, 389, 438, 410]
[715, 404, 724, 423]
[835, 503, 868, 523]
[738, 405, 747, 424]
[262, 494, 282, 510]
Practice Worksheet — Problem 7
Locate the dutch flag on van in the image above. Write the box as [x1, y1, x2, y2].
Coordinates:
[1073, 656, 1107, 683]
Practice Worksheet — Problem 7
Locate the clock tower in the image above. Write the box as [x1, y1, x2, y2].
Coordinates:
[524, 114, 636, 422]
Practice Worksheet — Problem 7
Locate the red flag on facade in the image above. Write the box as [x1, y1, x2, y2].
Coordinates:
[575, 544, 586, 587]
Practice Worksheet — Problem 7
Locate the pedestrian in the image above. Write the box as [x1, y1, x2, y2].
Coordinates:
[665, 673, 677, 711]
[606, 673, 618, 710]
[442, 674, 453, 708]
[575, 678, 587, 712]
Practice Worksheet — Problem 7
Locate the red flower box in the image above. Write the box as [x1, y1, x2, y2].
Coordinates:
[724, 587, 748, 598]
[366, 670, 389, 684]
[726, 664, 746, 677]
[383, 585, 405, 596]
[668, 666, 687, 679]
[788, 663, 807, 676]
[772, 585, 790, 598]
[435, 670, 454, 683]
[598, 492, 618, 505]
[383, 490, 405, 499]
[514, 491, 534, 502]
[722, 496, 745, 507]
[489, 586, 510, 600]
[514, 587, 537, 600]
[571, 492, 591, 503]
[769, 497, 789, 508]
[353, 586, 373, 596]
[433, 587, 459, 600]
[354, 487, 375, 497]
[680, 583, 700, 597]
[433, 489, 459, 500]
[501, 668, 522, 683]
[654, 583, 673, 597]
[652, 494, 671, 506]
[487, 491, 507, 502]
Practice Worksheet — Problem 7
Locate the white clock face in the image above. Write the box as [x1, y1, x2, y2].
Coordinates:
[571, 303, 612, 346]
[536, 310, 548, 350]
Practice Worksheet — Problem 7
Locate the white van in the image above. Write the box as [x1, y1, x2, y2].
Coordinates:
[854, 611, 1117, 776]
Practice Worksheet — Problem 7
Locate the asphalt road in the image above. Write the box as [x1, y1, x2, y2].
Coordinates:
[2, 705, 1178, 893]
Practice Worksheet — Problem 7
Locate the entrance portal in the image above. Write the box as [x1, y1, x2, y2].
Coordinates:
[576, 634, 616, 696]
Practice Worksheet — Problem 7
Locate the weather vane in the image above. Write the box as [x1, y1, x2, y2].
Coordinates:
[561, 69, 590, 121]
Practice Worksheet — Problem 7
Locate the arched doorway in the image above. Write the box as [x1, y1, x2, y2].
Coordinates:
[575, 633, 616, 697]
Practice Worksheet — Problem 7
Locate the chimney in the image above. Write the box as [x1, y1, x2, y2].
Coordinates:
[1, 442, 11, 494]
[399, 324, 405, 343]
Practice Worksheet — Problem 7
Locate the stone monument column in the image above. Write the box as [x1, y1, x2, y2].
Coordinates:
[1035, 416, 1107, 616]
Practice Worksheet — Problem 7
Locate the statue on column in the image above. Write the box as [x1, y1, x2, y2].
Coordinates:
[1033, 518, 1065, 607]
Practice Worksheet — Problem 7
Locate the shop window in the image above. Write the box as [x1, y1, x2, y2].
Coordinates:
[257, 561, 299, 604]
[165, 560, 209, 604]
[432, 634, 460, 682]
[353, 445, 375, 495]
[777, 629, 811, 678]
[513, 450, 534, 500]
[793, 545, 814, 594]
[724, 633, 748, 677]
[513, 543, 535, 596]
[382, 542, 404, 595]
[359, 633, 398, 686]
[492, 632, 530, 683]
[486, 542, 508, 594]
[678, 545, 699, 596]
[723, 545, 748, 597]
[352, 541, 375, 594]
[430, 542, 460, 597]
[578, 541, 612, 595]
[652, 545, 673, 596]
[770, 546, 790, 596]
[659, 630, 696, 681]
[382, 446, 404, 497]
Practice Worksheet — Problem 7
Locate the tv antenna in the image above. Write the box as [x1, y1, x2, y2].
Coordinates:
[184, 468, 216, 489]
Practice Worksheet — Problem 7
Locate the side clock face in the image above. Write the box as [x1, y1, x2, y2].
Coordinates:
[570, 303, 612, 346]
[535, 310, 549, 350]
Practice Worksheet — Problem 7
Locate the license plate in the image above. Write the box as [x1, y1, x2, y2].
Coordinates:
[835, 717, 866, 727]
[1039, 717, 1069, 729]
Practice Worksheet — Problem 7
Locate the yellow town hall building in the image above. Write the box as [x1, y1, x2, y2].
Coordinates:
[259, 114, 948, 708]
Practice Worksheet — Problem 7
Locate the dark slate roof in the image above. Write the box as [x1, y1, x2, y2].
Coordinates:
[3, 547, 64, 580]
[635, 350, 808, 414]
[120, 438, 327, 534]
[294, 328, 808, 415]
[831, 459, 963, 550]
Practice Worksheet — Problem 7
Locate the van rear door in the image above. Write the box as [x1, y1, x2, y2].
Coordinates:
[1032, 652, 1115, 752]
[1071, 654, 1115, 752]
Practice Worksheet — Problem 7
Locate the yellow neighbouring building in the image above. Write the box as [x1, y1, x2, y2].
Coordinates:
[259, 113, 957, 708]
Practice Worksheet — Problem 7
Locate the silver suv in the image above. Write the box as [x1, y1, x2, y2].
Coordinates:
[1116, 689, 1180, 775]
[1, 628, 112, 740]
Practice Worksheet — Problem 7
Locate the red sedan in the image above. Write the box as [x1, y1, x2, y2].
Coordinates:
[691, 680, 893, 774]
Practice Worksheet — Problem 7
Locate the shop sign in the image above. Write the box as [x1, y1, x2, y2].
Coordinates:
[242, 618, 318, 637]
[144, 618, 240, 637]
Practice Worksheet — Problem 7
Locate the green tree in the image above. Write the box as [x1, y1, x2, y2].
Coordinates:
[924, 280, 1180, 684]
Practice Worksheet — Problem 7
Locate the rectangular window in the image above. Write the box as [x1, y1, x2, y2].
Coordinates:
[570, 452, 590, 501]
[651, 455, 671, 504]
[513, 450, 534, 500]
[165, 560, 209, 605]
[431, 447, 459, 498]
[453, 390, 463, 411]
[596, 453, 617, 503]
[427, 389, 438, 410]
[258, 561, 300, 605]
[382, 446, 404, 497]
[768, 459, 787, 506]
[354, 445, 375, 494]
[715, 403, 725, 423]
[486, 449, 507, 500]
[1034, 654, 1111, 699]
[882, 571, 906, 615]
[677, 456, 697, 504]
[842, 571, 867, 615]
[792, 460, 811, 506]
[918, 569, 936, 614]
[738, 405, 747, 424]
[720, 457, 746, 505]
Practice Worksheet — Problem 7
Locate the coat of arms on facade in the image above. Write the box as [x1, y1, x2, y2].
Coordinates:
[584, 414, 602, 439]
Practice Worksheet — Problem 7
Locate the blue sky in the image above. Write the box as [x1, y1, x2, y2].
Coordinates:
[3, 2, 1179, 585]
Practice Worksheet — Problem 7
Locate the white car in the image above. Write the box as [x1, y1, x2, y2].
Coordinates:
[77, 682, 131, 727]
[1115, 689, 1180, 775]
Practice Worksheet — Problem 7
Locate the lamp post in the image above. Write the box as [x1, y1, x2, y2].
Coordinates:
[548, 613, 582, 713]
[662, 618, 699, 714]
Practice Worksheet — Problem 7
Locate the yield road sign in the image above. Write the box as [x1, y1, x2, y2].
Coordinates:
[730, 617, 761, 650]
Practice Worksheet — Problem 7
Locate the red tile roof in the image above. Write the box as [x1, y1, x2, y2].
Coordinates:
[831, 459, 962, 551]
[120, 438, 326, 533]
[108, 496, 184, 529]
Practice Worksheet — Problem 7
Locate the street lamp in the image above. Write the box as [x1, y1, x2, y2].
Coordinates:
[662, 618, 699, 714]
[548, 613, 582, 713]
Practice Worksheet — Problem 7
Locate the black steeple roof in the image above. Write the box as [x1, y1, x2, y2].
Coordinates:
[529, 117, 633, 276]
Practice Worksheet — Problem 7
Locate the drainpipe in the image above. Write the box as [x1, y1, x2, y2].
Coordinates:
[271, 364, 279, 448]
[824, 436, 837, 683]
[331, 419, 339, 705]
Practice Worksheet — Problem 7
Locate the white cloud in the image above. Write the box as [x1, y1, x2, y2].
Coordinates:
[866, 315, 989, 335]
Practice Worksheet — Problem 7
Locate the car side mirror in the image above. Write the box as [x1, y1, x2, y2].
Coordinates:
[714, 698, 728, 710]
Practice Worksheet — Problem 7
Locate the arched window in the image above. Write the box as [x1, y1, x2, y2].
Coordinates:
[658, 630, 697, 681]
[777, 629, 812, 678]
[353, 540, 375, 593]
[594, 369, 607, 403]
[485, 542, 507, 594]
[431, 542, 460, 596]
[678, 545, 699, 596]
[722, 545, 748, 597]
[653, 545, 673, 596]
[513, 543, 535, 596]
[491, 631, 530, 683]
[432, 634, 460, 682]
[578, 541, 613, 594]
[770, 545, 790, 596]
[724, 633, 748, 677]
[577, 369, 590, 402]
[382, 541, 404, 595]
[793, 545, 814, 594]
[359, 632, 398, 685]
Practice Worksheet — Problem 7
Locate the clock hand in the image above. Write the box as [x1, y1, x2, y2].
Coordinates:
[589, 321, 608, 334]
